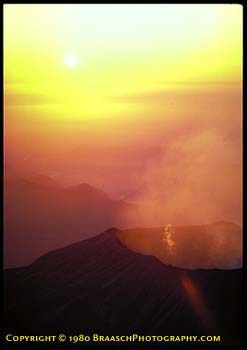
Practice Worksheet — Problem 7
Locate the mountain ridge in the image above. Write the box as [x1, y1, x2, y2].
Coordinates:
[4, 228, 242, 346]
[4, 179, 136, 268]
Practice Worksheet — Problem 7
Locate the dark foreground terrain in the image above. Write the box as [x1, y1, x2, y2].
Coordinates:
[4, 228, 242, 346]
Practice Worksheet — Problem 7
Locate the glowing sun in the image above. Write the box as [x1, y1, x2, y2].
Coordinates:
[63, 54, 78, 68]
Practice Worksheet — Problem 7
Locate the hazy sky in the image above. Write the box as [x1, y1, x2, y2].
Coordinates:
[4, 4, 242, 223]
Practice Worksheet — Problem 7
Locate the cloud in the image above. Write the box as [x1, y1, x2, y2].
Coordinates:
[124, 126, 241, 226]
[4, 90, 53, 107]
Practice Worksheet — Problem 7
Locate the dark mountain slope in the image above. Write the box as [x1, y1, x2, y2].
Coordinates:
[4, 229, 242, 346]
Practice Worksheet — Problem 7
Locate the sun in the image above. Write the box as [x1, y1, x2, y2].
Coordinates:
[63, 54, 78, 68]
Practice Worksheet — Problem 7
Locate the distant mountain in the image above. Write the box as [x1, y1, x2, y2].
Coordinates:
[4, 177, 136, 268]
[4, 175, 242, 269]
[27, 175, 61, 188]
[4, 162, 37, 181]
[4, 229, 242, 347]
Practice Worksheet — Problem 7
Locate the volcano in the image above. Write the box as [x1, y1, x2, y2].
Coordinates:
[4, 228, 242, 347]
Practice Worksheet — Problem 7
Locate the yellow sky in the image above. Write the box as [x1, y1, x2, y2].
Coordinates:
[4, 4, 242, 121]
[4, 4, 242, 227]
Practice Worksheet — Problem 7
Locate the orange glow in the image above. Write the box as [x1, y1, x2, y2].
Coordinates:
[4, 4, 242, 233]
[182, 275, 212, 328]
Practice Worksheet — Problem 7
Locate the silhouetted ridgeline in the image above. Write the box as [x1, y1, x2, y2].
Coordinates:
[4, 177, 242, 269]
[4, 229, 242, 347]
